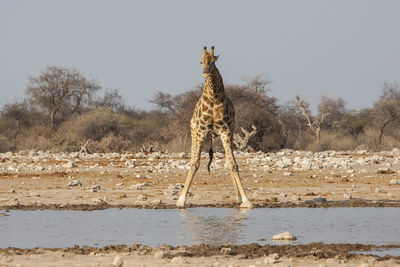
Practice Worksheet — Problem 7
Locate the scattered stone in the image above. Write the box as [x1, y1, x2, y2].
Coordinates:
[35, 165, 45, 171]
[375, 188, 387, 193]
[151, 198, 162, 205]
[291, 196, 302, 201]
[272, 231, 297, 240]
[154, 250, 166, 258]
[136, 194, 147, 201]
[129, 182, 148, 190]
[67, 180, 82, 187]
[63, 162, 75, 168]
[10, 189, 16, 193]
[91, 185, 100, 191]
[343, 193, 352, 199]
[283, 171, 293, 176]
[170, 256, 187, 264]
[279, 193, 287, 198]
[116, 183, 124, 186]
[304, 197, 327, 204]
[377, 168, 396, 174]
[390, 179, 400, 185]
[175, 183, 184, 189]
[92, 198, 102, 204]
[264, 253, 280, 264]
[220, 247, 232, 255]
[111, 255, 123, 267]
[29, 192, 41, 197]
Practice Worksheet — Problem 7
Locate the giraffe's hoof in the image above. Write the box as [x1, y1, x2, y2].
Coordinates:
[240, 201, 253, 209]
[176, 197, 186, 209]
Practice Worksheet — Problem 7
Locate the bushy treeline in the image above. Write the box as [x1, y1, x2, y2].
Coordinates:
[1, 66, 400, 153]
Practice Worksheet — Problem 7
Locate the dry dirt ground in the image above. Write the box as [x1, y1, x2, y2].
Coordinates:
[1, 149, 400, 266]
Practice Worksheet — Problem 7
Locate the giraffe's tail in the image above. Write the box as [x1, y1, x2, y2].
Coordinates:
[207, 139, 213, 172]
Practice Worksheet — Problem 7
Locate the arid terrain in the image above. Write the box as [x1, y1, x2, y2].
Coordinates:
[1, 148, 400, 266]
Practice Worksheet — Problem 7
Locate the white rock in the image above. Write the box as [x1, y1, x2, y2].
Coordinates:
[63, 162, 75, 168]
[151, 198, 162, 205]
[343, 193, 352, 199]
[375, 188, 387, 193]
[136, 194, 147, 201]
[35, 165, 45, 171]
[92, 198, 102, 204]
[292, 196, 302, 201]
[272, 231, 297, 240]
[129, 182, 148, 190]
[91, 185, 100, 190]
[154, 251, 166, 258]
[170, 256, 187, 264]
[67, 180, 82, 186]
[283, 171, 293, 176]
[220, 247, 232, 255]
[390, 179, 400, 185]
[264, 253, 280, 264]
[29, 192, 41, 197]
[111, 255, 123, 267]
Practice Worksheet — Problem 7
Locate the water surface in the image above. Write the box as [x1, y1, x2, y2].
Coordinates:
[1, 207, 399, 248]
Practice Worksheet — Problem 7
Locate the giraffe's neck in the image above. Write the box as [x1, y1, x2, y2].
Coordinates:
[203, 67, 225, 101]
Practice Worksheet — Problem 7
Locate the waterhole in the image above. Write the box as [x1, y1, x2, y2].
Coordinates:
[1, 207, 399, 249]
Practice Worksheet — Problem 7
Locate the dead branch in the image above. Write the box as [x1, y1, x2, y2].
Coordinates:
[233, 125, 257, 151]
[141, 143, 154, 153]
[296, 95, 329, 142]
[79, 139, 92, 154]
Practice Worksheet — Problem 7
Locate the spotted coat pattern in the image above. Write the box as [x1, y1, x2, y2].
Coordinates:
[176, 46, 253, 208]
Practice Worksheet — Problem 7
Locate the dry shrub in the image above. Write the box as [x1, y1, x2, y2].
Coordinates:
[285, 132, 314, 151]
[12, 125, 52, 151]
[52, 108, 130, 152]
[54, 107, 169, 152]
[0, 134, 12, 152]
[59, 107, 125, 142]
[89, 133, 131, 153]
[359, 127, 400, 151]
[307, 132, 356, 151]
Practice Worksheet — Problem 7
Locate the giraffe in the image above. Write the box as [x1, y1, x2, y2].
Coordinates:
[176, 46, 253, 209]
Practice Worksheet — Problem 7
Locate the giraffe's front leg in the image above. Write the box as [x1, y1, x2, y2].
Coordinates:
[221, 134, 253, 209]
[176, 138, 202, 208]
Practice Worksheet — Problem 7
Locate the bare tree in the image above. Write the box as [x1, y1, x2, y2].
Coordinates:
[243, 74, 272, 94]
[151, 89, 201, 149]
[373, 82, 400, 145]
[26, 66, 101, 128]
[94, 88, 126, 113]
[296, 95, 329, 142]
[318, 95, 345, 129]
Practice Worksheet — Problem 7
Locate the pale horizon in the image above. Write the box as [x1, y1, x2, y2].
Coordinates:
[1, 0, 399, 113]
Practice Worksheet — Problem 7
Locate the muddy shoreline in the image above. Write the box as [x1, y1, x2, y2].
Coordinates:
[2, 199, 400, 211]
[1, 243, 400, 264]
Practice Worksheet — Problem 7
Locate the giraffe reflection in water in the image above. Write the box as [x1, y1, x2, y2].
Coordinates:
[179, 208, 250, 245]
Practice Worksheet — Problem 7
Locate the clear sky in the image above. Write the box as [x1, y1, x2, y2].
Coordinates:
[1, 0, 399, 112]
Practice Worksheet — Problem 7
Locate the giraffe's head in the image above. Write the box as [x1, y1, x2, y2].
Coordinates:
[201, 46, 219, 78]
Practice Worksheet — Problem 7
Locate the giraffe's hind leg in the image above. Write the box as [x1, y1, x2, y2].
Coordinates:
[176, 135, 203, 208]
[231, 173, 241, 203]
[221, 134, 253, 208]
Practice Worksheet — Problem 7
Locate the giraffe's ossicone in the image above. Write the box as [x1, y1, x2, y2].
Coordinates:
[176, 46, 253, 209]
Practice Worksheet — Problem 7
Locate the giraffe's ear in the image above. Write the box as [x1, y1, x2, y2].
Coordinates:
[213, 55, 219, 61]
